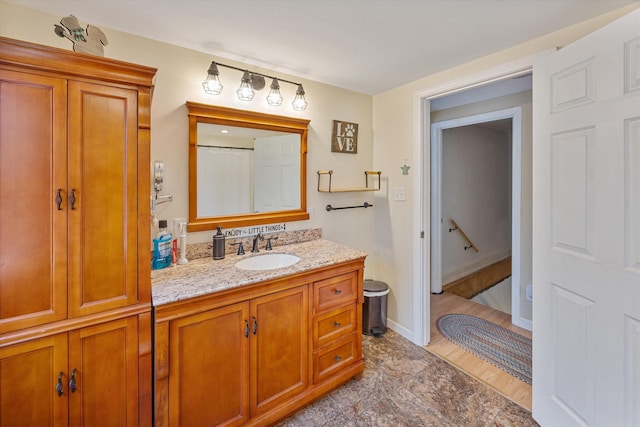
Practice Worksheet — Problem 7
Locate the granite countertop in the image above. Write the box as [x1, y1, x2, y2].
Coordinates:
[151, 239, 367, 306]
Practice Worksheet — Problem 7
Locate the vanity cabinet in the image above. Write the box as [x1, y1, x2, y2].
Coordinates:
[167, 302, 249, 426]
[164, 286, 308, 426]
[312, 272, 362, 383]
[154, 259, 364, 426]
[0, 37, 156, 426]
[250, 285, 309, 415]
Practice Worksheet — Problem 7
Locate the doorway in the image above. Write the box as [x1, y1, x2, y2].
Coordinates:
[437, 117, 513, 311]
[424, 82, 534, 410]
[411, 59, 535, 347]
[430, 106, 526, 326]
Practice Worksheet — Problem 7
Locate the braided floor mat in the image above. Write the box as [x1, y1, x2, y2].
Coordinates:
[436, 313, 532, 384]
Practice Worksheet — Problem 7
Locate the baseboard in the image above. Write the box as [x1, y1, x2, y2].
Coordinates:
[386, 318, 415, 343]
[512, 315, 532, 331]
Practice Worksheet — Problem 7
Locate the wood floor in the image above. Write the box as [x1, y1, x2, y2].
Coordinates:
[425, 292, 532, 411]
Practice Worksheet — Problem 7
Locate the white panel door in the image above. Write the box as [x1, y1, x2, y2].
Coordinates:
[532, 9, 640, 426]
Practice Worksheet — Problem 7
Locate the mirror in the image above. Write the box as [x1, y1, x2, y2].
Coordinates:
[187, 102, 310, 232]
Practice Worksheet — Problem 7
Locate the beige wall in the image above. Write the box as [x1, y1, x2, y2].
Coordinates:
[371, 3, 638, 338]
[0, 0, 376, 264]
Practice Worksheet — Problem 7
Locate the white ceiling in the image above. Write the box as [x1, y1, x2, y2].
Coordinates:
[7, 0, 638, 94]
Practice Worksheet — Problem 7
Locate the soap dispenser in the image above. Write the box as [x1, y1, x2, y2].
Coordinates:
[213, 226, 225, 260]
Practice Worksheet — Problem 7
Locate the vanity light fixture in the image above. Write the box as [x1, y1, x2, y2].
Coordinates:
[236, 70, 255, 101]
[202, 62, 223, 95]
[292, 84, 308, 111]
[202, 60, 307, 111]
[266, 78, 284, 106]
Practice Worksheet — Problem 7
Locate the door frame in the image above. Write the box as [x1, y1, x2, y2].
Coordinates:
[411, 54, 539, 346]
[430, 107, 526, 329]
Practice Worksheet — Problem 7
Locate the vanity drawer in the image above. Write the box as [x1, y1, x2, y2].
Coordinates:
[313, 272, 357, 312]
[313, 333, 357, 384]
[313, 304, 357, 348]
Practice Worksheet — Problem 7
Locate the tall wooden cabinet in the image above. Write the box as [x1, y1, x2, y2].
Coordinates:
[0, 37, 156, 426]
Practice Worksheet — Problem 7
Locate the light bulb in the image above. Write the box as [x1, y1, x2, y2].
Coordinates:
[202, 61, 223, 95]
[267, 78, 283, 106]
[236, 70, 255, 101]
[292, 84, 307, 111]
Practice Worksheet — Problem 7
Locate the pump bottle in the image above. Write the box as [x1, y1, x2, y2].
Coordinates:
[213, 226, 225, 260]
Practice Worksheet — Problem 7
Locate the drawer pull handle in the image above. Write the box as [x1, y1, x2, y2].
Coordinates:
[333, 289, 342, 294]
[56, 372, 64, 396]
[334, 355, 342, 362]
[333, 321, 341, 327]
[69, 368, 77, 393]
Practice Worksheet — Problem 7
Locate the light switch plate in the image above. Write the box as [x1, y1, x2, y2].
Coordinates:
[393, 186, 406, 201]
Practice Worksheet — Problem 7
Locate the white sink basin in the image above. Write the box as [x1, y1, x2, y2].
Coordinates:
[234, 253, 301, 271]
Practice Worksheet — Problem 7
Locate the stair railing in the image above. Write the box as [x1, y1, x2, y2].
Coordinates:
[448, 219, 479, 252]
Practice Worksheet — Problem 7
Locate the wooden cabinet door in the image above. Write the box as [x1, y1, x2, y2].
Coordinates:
[67, 316, 139, 427]
[169, 302, 250, 427]
[251, 285, 308, 416]
[0, 333, 68, 426]
[0, 69, 68, 334]
[67, 81, 139, 317]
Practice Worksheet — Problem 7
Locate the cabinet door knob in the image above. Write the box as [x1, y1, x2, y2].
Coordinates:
[56, 372, 64, 396]
[55, 189, 63, 210]
[69, 189, 77, 210]
[69, 368, 77, 393]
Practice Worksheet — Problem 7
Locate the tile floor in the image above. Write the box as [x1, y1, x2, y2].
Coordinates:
[278, 330, 539, 426]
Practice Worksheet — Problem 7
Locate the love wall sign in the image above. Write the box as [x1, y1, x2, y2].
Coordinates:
[331, 120, 358, 154]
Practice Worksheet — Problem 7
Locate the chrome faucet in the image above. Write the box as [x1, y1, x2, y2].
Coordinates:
[251, 233, 264, 253]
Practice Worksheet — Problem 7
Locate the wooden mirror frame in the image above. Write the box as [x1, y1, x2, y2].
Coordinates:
[187, 102, 310, 232]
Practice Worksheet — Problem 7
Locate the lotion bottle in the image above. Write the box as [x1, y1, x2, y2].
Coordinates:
[178, 222, 189, 265]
